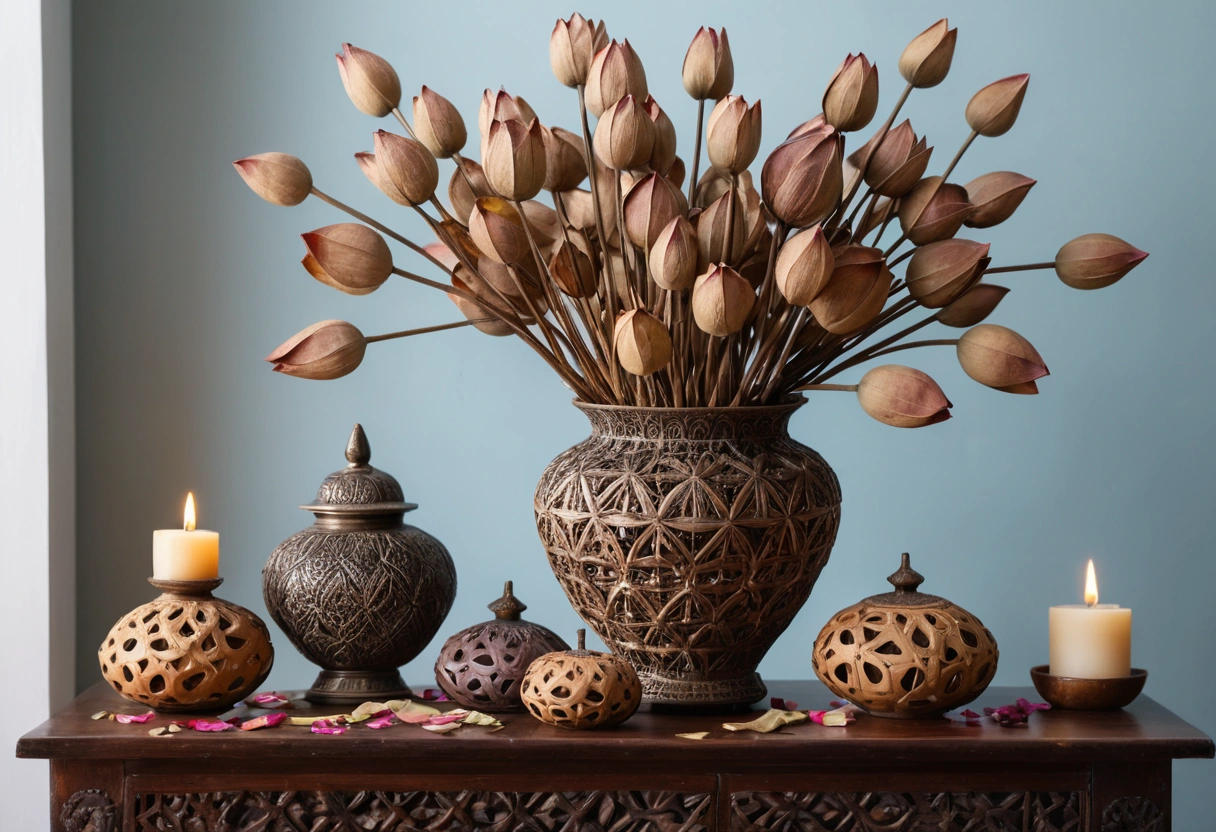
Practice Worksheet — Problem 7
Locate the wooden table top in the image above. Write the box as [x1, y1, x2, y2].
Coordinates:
[17, 681, 1213, 767]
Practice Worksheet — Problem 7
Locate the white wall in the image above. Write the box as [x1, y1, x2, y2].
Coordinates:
[1, 0, 74, 825]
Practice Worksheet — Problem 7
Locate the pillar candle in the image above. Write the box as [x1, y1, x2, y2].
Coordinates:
[152, 493, 219, 580]
[1048, 560, 1131, 679]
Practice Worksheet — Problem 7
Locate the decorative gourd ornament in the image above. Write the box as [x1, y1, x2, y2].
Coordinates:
[812, 553, 999, 718]
[434, 581, 569, 712]
[521, 629, 641, 729]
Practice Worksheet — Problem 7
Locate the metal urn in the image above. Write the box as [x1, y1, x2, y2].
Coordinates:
[263, 424, 457, 704]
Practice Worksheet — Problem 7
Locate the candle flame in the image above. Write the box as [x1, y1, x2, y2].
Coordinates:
[184, 492, 197, 532]
[1084, 559, 1098, 607]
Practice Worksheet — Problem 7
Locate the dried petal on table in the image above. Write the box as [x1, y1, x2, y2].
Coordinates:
[352, 699, 411, 718]
[393, 701, 442, 723]
[676, 732, 710, 740]
[311, 719, 347, 735]
[366, 712, 399, 730]
[421, 721, 462, 734]
[240, 712, 288, 731]
[723, 709, 809, 733]
[249, 692, 292, 709]
[148, 724, 181, 737]
[90, 711, 110, 721]
[188, 718, 235, 732]
[113, 711, 156, 724]
[983, 698, 1051, 726]
[809, 704, 858, 727]
[460, 711, 504, 729]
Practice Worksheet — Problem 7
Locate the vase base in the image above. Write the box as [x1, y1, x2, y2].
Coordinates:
[639, 671, 767, 712]
[306, 670, 413, 705]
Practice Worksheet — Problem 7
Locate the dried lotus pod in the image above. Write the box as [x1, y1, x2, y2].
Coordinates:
[614, 309, 673, 376]
[648, 216, 698, 291]
[644, 96, 678, 176]
[413, 86, 466, 159]
[775, 225, 833, 306]
[521, 629, 641, 730]
[694, 189, 747, 271]
[956, 323, 1048, 392]
[584, 39, 648, 118]
[550, 13, 600, 89]
[857, 365, 952, 428]
[692, 264, 755, 336]
[468, 197, 529, 265]
[761, 127, 843, 229]
[448, 158, 493, 225]
[448, 273, 514, 336]
[623, 172, 684, 251]
[549, 232, 598, 298]
[706, 95, 762, 175]
[233, 153, 312, 207]
[266, 320, 366, 380]
[541, 126, 587, 192]
[809, 245, 891, 335]
[301, 223, 393, 296]
[936, 283, 1010, 328]
[823, 53, 879, 133]
[1055, 233, 1148, 290]
[964, 171, 1036, 229]
[898, 176, 972, 246]
[483, 118, 547, 202]
[965, 74, 1030, 138]
[594, 94, 655, 171]
[905, 239, 991, 308]
[336, 43, 401, 118]
[898, 19, 957, 89]
[854, 120, 933, 199]
[374, 130, 439, 206]
[682, 26, 733, 101]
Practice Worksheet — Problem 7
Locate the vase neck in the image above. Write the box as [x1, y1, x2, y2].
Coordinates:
[576, 401, 802, 441]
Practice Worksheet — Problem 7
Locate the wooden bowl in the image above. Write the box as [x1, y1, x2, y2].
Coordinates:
[1030, 665, 1147, 710]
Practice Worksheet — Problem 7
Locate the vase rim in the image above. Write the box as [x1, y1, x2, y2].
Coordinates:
[571, 394, 806, 416]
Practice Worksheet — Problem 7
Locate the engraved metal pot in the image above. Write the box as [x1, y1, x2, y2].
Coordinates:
[263, 424, 457, 704]
[534, 398, 841, 711]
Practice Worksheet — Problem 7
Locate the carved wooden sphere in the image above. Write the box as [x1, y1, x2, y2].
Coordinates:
[262, 424, 457, 704]
[435, 581, 569, 712]
[521, 630, 641, 729]
[98, 578, 273, 712]
[812, 553, 999, 718]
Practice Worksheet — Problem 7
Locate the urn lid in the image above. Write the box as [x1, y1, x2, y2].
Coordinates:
[862, 552, 949, 609]
[301, 424, 418, 515]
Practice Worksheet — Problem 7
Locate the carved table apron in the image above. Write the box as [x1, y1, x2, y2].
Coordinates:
[17, 680, 1212, 832]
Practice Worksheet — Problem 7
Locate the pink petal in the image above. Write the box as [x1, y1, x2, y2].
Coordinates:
[240, 712, 288, 731]
[188, 719, 235, 732]
[251, 692, 292, 708]
[366, 713, 398, 730]
[113, 711, 156, 725]
[421, 689, 449, 701]
[427, 713, 466, 726]
[311, 719, 347, 735]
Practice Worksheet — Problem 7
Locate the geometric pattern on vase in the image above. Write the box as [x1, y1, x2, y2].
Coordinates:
[535, 399, 840, 707]
[134, 790, 713, 832]
[263, 527, 456, 671]
[730, 791, 1084, 832]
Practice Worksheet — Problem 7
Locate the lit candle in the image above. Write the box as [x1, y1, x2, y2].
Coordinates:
[1048, 559, 1131, 678]
[152, 492, 219, 581]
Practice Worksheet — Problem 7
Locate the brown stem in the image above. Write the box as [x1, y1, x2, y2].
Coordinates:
[939, 129, 978, 184]
[576, 85, 620, 315]
[390, 107, 420, 142]
[687, 98, 705, 205]
[365, 319, 487, 343]
[835, 82, 913, 223]
[797, 383, 859, 392]
[985, 261, 1054, 274]
[814, 311, 939, 381]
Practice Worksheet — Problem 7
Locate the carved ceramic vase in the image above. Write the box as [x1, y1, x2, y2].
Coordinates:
[434, 581, 569, 712]
[813, 553, 999, 718]
[534, 398, 841, 710]
[263, 424, 457, 704]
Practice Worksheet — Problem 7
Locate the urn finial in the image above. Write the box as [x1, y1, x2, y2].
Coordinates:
[887, 552, 925, 594]
[488, 580, 528, 621]
[346, 423, 371, 467]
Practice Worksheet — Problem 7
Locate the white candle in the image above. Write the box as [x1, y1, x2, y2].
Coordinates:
[152, 492, 219, 581]
[1049, 560, 1131, 678]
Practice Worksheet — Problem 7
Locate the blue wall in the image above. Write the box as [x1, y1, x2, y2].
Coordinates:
[74, 0, 1214, 811]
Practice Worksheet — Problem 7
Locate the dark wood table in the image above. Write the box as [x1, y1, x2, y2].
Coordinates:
[17, 680, 1212, 832]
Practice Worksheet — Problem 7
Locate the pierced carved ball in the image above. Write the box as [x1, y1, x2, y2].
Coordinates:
[812, 553, 999, 718]
[99, 579, 273, 712]
[521, 630, 641, 729]
[435, 581, 569, 712]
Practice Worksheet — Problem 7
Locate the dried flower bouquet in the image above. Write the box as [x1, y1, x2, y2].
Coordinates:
[235, 16, 1147, 425]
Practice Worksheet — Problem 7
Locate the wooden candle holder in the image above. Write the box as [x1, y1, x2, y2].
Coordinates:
[97, 577, 274, 712]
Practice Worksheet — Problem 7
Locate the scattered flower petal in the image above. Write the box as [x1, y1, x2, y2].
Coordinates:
[240, 712, 288, 731]
[676, 731, 710, 740]
[461, 711, 504, 729]
[366, 712, 398, 730]
[113, 711, 156, 725]
[770, 697, 800, 711]
[421, 721, 462, 734]
[288, 713, 349, 726]
[427, 712, 467, 726]
[250, 692, 292, 708]
[352, 700, 410, 718]
[90, 711, 110, 721]
[983, 699, 1051, 726]
[188, 719, 235, 732]
[148, 725, 180, 737]
[311, 719, 347, 735]
[723, 709, 808, 733]
[393, 701, 442, 724]
[959, 708, 984, 725]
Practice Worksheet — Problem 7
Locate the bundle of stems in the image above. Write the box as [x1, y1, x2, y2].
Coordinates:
[236, 17, 1147, 426]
